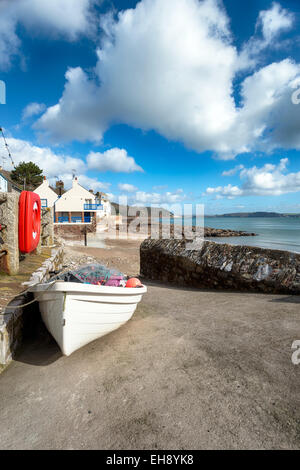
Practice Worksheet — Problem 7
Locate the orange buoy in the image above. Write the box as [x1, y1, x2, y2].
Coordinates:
[125, 277, 142, 288]
[18, 191, 41, 253]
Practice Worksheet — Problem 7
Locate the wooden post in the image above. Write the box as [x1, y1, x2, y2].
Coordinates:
[84, 226, 87, 246]
[68, 212, 71, 223]
[81, 212, 84, 223]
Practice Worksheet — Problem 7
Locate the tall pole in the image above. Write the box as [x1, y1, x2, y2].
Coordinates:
[84, 226, 87, 246]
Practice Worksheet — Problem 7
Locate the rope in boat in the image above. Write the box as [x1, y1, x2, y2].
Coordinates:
[0, 281, 57, 312]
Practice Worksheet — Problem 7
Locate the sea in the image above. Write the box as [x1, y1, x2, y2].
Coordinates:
[171, 216, 300, 254]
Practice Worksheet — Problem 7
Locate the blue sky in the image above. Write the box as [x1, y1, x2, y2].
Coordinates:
[0, 0, 300, 214]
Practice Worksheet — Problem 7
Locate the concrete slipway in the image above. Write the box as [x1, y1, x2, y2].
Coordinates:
[0, 283, 299, 450]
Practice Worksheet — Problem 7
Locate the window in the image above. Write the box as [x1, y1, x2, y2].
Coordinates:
[0, 175, 8, 192]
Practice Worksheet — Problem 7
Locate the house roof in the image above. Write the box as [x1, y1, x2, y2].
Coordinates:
[50, 185, 66, 196]
[0, 169, 22, 191]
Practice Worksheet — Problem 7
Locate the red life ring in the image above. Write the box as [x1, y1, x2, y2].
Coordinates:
[18, 191, 41, 253]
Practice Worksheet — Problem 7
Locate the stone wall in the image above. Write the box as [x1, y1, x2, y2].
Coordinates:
[54, 220, 96, 241]
[0, 192, 52, 275]
[0, 192, 19, 275]
[41, 207, 54, 246]
[140, 239, 300, 295]
[0, 247, 64, 370]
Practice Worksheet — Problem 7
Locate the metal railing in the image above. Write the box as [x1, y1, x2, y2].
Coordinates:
[83, 204, 103, 210]
[57, 216, 69, 223]
[56, 216, 91, 223]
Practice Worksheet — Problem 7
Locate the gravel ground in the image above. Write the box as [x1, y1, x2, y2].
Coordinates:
[0, 273, 299, 449]
[60, 251, 100, 272]
[1, 240, 299, 449]
[61, 239, 142, 278]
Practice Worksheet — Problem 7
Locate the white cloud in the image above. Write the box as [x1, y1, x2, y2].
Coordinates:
[258, 2, 294, 43]
[214, 59, 300, 158]
[3, 137, 85, 178]
[222, 165, 244, 176]
[54, 174, 111, 192]
[205, 184, 243, 199]
[205, 158, 300, 198]
[0, 1, 20, 70]
[1, 136, 110, 191]
[17, 0, 95, 39]
[36, 0, 238, 151]
[237, 60, 300, 153]
[238, 2, 294, 70]
[132, 189, 186, 205]
[87, 148, 143, 173]
[35, 67, 106, 142]
[115, 191, 178, 207]
[0, 0, 95, 69]
[35, 0, 300, 159]
[22, 102, 46, 120]
[118, 183, 138, 192]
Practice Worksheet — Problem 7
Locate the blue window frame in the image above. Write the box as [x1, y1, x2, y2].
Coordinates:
[83, 203, 103, 210]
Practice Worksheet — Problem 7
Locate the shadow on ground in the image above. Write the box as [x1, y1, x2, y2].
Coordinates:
[1, 281, 300, 450]
[270, 296, 300, 304]
[16, 317, 62, 367]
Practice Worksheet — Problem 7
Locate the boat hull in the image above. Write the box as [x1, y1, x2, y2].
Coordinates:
[31, 282, 147, 356]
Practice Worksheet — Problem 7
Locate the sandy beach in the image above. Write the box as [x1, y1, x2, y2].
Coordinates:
[0, 238, 299, 449]
[66, 238, 143, 277]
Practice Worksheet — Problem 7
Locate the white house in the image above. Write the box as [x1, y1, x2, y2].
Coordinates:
[0, 172, 7, 192]
[53, 177, 110, 224]
[0, 168, 22, 193]
[34, 176, 58, 208]
[97, 192, 112, 216]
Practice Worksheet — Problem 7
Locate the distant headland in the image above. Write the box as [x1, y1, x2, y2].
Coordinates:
[206, 212, 300, 218]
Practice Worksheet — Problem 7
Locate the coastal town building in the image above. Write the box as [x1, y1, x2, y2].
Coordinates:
[34, 176, 58, 208]
[96, 191, 112, 217]
[0, 168, 22, 193]
[52, 177, 110, 224]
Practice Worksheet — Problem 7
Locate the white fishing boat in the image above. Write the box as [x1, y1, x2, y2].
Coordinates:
[30, 281, 147, 356]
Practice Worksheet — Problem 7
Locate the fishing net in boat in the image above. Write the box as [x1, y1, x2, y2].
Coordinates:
[49, 263, 126, 287]
[72, 263, 126, 286]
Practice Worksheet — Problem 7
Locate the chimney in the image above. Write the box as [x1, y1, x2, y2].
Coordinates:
[72, 176, 79, 188]
[43, 175, 49, 186]
[56, 180, 64, 197]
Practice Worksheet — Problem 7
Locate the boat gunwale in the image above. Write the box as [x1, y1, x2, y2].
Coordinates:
[29, 281, 147, 295]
